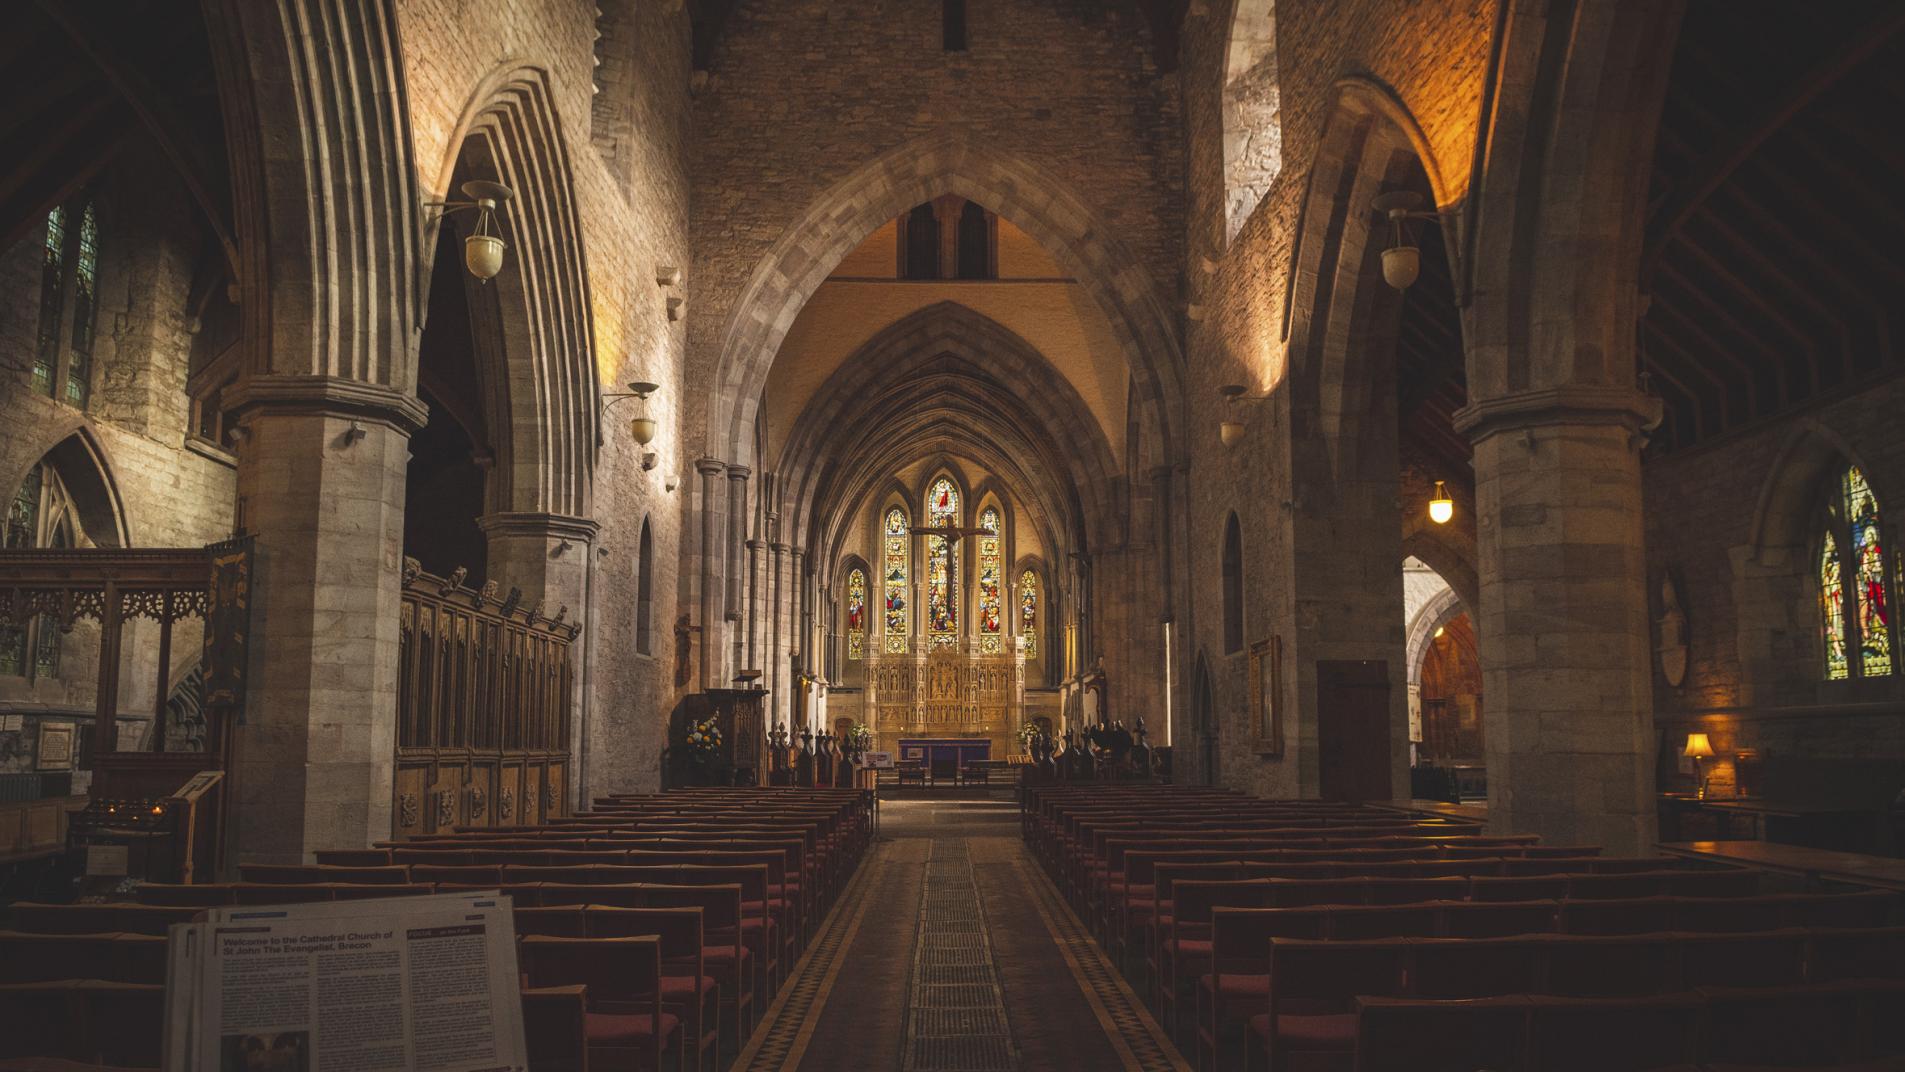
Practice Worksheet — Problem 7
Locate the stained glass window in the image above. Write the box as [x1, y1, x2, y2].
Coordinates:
[66, 201, 98, 407]
[926, 478, 959, 648]
[1821, 531, 1847, 681]
[883, 507, 909, 653]
[32, 207, 65, 396]
[1845, 467, 1890, 677]
[1020, 568, 1038, 659]
[846, 567, 867, 660]
[1821, 465, 1892, 680]
[977, 507, 1002, 653]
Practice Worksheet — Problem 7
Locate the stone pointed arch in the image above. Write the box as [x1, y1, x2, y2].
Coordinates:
[776, 302, 1120, 553]
[4, 427, 132, 550]
[204, 0, 427, 420]
[432, 65, 600, 518]
[707, 129, 1185, 469]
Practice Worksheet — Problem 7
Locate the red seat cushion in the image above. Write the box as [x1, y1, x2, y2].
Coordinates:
[1200, 973, 1269, 999]
[584, 1010, 681, 1042]
[661, 975, 717, 1001]
[1276, 1013, 1356, 1050]
[1168, 938, 1214, 958]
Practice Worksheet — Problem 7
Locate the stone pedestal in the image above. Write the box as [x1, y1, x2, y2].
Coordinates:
[229, 398, 418, 864]
[1458, 388, 1661, 853]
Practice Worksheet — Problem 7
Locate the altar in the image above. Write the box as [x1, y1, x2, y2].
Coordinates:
[865, 642, 1024, 757]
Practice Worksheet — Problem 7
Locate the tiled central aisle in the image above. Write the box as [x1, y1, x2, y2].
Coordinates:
[732, 799, 1191, 1072]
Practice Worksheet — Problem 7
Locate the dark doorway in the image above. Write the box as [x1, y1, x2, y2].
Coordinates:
[1317, 659, 1391, 802]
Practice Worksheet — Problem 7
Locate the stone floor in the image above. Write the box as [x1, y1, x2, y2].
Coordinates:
[730, 800, 1191, 1072]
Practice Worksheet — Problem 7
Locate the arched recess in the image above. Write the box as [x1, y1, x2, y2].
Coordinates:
[431, 65, 599, 518]
[777, 303, 1120, 552]
[707, 129, 1185, 472]
[1221, 512, 1244, 655]
[1736, 419, 1894, 698]
[5, 429, 131, 550]
[1405, 586, 1466, 688]
[635, 516, 654, 655]
[1400, 528, 1479, 621]
[1191, 650, 1218, 786]
[1283, 78, 1458, 485]
[1221, 0, 1282, 245]
[835, 553, 871, 685]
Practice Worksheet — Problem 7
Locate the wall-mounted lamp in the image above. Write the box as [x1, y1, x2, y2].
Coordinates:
[602, 380, 661, 445]
[1219, 384, 1268, 449]
[426, 180, 514, 282]
[1371, 191, 1451, 291]
[1428, 480, 1454, 525]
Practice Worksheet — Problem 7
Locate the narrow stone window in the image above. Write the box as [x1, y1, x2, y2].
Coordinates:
[1222, 512, 1244, 654]
[636, 517, 654, 655]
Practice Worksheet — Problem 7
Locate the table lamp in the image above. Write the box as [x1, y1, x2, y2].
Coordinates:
[1682, 732, 1715, 800]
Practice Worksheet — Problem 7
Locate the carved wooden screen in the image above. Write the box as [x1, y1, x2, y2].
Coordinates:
[395, 559, 579, 838]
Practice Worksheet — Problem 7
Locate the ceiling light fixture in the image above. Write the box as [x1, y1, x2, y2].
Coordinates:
[1371, 191, 1451, 291]
[426, 180, 514, 281]
[1428, 480, 1454, 525]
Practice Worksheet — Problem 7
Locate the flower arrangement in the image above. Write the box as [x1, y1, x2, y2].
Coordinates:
[684, 716, 723, 765]
[1016, 722, 1045, 751]
[845, 722, 873, 753]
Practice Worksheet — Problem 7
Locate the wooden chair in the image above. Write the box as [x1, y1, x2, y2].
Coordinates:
[521, 985, 590, 1072]
[520, 935, 680, 1072]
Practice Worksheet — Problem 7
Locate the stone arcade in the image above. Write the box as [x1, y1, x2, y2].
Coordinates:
[1, 2, 1903, 1070]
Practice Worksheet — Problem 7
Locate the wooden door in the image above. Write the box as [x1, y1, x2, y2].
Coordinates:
[1316, 660, 1392, 802]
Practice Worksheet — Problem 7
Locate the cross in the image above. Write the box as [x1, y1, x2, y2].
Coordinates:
[908, 523, 992, 610]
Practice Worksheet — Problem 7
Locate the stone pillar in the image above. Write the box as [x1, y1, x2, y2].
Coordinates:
[794, 547, 809, 675]
[1454, 387, 1662, 854]
[477, 513, 598, 614]
[477, 512, 598, 804]
[769, 536, 786, 726]
[725, 466, 750, 676]
[745, 538, 762, 671]
[228, 389, 424, 864]
[695, 458, 726, 689]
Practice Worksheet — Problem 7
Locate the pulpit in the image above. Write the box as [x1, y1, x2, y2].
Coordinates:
[673, 689, 768, 786]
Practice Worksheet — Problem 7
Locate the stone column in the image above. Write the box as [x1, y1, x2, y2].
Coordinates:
[228, 387, 424, 864]
[695, 458, 726, 689]
[477, 513, 598, 614]
[769, 535, 786, 726]
[794, 547, 809, 675]
[476, 512, 598, 803]
[1454, 387, 1661, 854]
[725, 466, 750, 675]
[745, 538, 762, 671]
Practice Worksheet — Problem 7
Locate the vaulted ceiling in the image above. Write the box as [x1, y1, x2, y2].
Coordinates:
[1641, 0, 1905, 452]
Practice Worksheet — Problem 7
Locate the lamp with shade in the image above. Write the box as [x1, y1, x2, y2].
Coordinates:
[1428, 480, 1454, 525]
[1682, 732, 1715, 800]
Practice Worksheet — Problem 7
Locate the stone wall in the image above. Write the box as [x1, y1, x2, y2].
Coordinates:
[0, 147, 237, 718]
[687, 0, 1185, 454]
[1643, 372, 1905, 800]
[1174, 0, 1496, 795]
[393, 0, 696, 800]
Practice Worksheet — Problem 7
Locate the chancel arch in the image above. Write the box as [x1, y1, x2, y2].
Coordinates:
[705, 129, 1186, 473]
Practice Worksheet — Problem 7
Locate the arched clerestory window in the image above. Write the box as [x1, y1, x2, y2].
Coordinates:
[1222, 512, 1244, 654]
[32, 194, 102, 408]
[635, 517, 653, 655]
[1819, 465, 1891, 680]
[883, 506, 911, 653]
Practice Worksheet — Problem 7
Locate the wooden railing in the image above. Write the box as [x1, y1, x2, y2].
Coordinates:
[395, 559, 579, 838]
